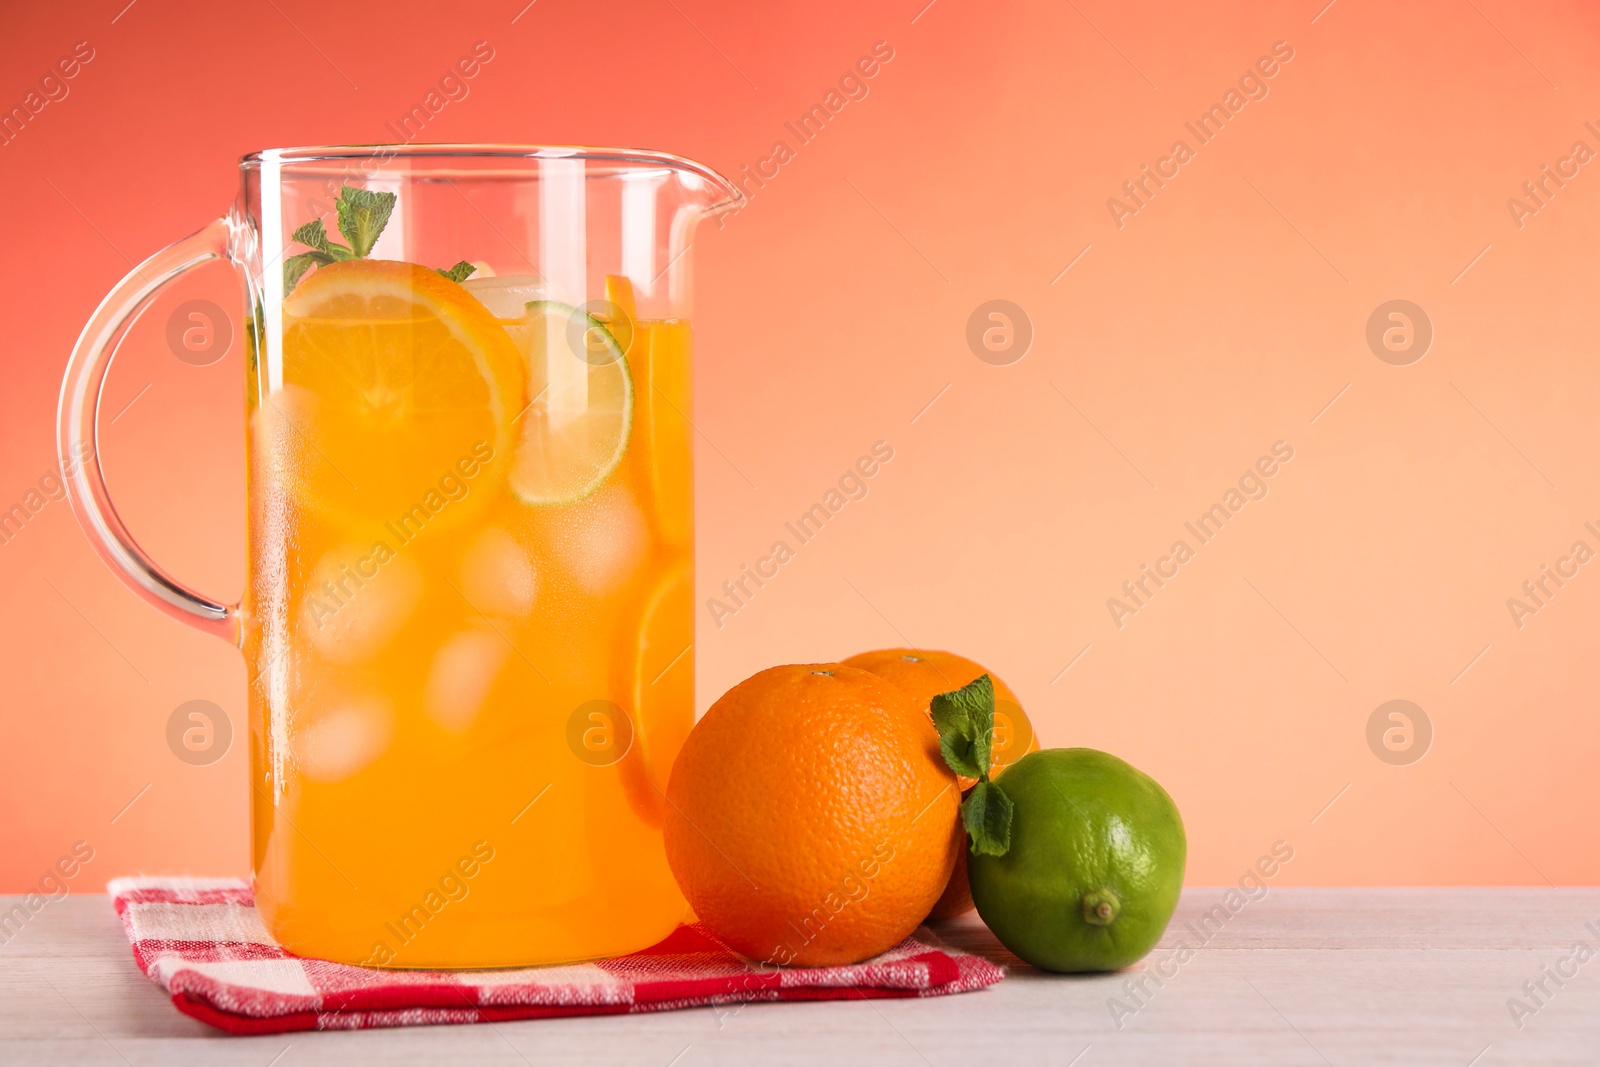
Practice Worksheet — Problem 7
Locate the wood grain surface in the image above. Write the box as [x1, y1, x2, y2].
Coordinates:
[1, 888, 1596, 1065]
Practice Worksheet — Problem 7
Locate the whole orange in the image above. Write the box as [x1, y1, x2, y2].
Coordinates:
[664, 663, 961, 966]
[842, 648, 1040, 919]
[841, 649, 1038, 786]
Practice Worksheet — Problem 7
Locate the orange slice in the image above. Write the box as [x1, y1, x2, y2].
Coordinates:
[638, 321, 693, 546]
[616, 561, 694, 827]
[274, 260, 522, 530]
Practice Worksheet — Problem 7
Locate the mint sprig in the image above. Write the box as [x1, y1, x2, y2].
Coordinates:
[930, 674, 1014, 857]
[283, 185, 478, 293]
[335, 185, 395, 257]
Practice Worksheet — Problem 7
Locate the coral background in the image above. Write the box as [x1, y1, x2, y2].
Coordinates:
[2, 0, 1597, 889]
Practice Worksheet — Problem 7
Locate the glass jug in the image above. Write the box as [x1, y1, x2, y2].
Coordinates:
[57, 145, 739, 967]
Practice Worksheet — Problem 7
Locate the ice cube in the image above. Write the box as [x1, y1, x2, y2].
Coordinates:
[460, 528, 538, 617]
[296, 698, 393, 782]
[462, 273, 546, 321]
[424, 629, 509, 732]
[304, 547, 422, 663]
[551, 484, 648, 595]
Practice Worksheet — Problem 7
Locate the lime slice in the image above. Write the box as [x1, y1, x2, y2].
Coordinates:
[504, 300, 633, 505]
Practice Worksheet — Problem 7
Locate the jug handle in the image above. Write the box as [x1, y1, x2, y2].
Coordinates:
[56, 217, 240, 645]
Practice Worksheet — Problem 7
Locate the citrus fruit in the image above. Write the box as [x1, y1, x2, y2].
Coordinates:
[967, 748, 1185, 972]
[614, 561, 694, 828]
[636, 320, 693, 547]
[843, 648, 1039, 919]
[597, 274, 638, 361]
[498, 301, 633, 506]
[664, 663, 961, 966]
[598, 276, 693, 549]
[275, 259, 522, 529]
[842, 649, 1037, 787]
[932, 846, 977, 921]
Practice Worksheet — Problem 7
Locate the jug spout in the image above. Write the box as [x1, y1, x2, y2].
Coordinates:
[492, 145, 739, 319]
[587, 148, 741, 318]
[652, 150, 744, 219]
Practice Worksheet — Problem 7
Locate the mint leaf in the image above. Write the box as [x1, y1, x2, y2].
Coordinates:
[286, 188, 474, 294]
[285, 220, 359, 294]
[930, 674, 995, 780]
[962, 779, 1013, 856]
[292, 220, 333, 253]
[284, 250, 332, 293]
[931, 675, 1011, 855]
[335, 185, 396, 258]
[936, 720, 985, 780]
[291, 220, 355, 262]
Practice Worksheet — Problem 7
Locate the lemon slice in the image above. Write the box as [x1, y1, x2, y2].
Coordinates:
[276, 260, 522, 530]
[504, 301, 634, 506]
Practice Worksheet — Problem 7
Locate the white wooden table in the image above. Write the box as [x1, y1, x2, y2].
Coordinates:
[1, 888, 1595, 1065]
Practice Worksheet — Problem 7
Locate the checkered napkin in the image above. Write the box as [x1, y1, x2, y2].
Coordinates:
[109, 877, 1004, 1034]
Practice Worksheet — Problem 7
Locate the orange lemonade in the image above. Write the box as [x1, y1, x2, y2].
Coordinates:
[243, 259, 694, 967]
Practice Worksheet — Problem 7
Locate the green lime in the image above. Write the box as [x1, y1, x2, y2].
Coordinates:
[967, 748, 1185, 972]
[510, 300, 634, 507]
[462, 278, 636, 506]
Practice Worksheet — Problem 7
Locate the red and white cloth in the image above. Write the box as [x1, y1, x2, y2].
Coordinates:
[110, 877, 1004, 1034]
